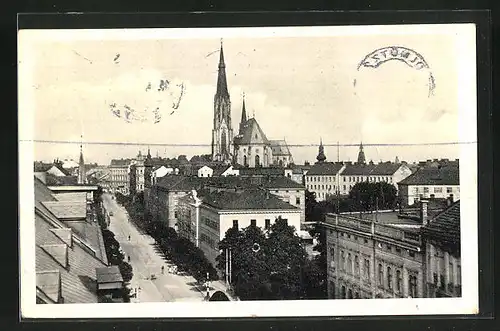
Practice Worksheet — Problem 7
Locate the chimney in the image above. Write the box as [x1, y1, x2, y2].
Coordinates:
[420, 199, 429, 225]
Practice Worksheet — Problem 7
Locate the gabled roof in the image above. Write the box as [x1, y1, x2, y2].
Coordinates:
[199, 188, 298, 211]
[398, 163, 459, 186]
[234, 118, 269, 145]
[237, 167, 284, 177]
[370, 162, 406, 175]
[41, 201, 87, 220]
[96, 265, 123, 284]
[422, 200, 460, 250]
[36, 270, 61, 303]
[306, 162, 344, 176]
[204, 175, 304, 190]
[156, 175, 205, 192]
[340, 163, 377, 176]
[269, 140, 292, 156]
[110, 159, 132, 166]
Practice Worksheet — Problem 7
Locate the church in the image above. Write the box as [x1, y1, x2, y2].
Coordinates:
[211, 41, 293, 168]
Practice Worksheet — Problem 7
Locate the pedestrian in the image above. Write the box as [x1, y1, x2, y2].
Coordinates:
[161, 265, 164, 274]
[128, 235, 131, 241]
[128, 255, 130, 262]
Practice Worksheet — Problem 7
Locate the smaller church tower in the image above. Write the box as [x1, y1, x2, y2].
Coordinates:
[357, 142, 366, 165]
[316, 138, 327, 163]
[78, 138, 86, 184]
[239, 93, 247, 133]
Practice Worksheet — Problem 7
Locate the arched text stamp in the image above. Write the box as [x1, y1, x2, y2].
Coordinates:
[357, 46, 436, 97]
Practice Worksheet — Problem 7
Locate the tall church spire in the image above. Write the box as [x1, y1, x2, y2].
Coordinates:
[216, 39, 229, 97]
[78, 135, 86, 184]
[316, 138, 327, 163]
[357, 141, 366, 164]
[241, 92, 247, 123]
[211, 39, 233, 162]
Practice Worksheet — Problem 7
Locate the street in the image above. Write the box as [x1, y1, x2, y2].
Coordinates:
[102, 193, 208, 303]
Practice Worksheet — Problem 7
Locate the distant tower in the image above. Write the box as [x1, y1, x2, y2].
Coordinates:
[239, 92, 247, 133]
[211, 39, 234, 162]
[395, 156, 400, 164]
[78, 137, 86, 184]
[357, 142, 366, 165]
[316, 138, 327, 163]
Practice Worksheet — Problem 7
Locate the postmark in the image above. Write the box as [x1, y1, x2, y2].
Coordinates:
[357, 46, 436, 97]
[108, 79, 185, 124]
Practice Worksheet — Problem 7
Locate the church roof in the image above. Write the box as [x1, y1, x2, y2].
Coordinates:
[270, 140, 292, 156]
[216, 42, 229, 97]
[233, 118, 269, 145]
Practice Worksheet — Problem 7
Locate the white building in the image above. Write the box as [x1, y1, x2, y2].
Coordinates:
[197, 165, 214, 178]
[338, 161, 413, 196]
[398, 161, 460, 206]
[184, 188, 301, 271]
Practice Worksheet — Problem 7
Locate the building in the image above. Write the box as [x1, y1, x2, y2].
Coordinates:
[34, 176, 117, 303]
[320, 199, 450, 300]
[202, 175, 306, 227]
[305, 140, 346, 201]
[397, 160, 460, 207]
[147, 175, 205, 228]
[109, 159, 132, 195]
[209, 41, 293, 167]
[422, 201, 461, 297]
[211, 41, 234, 163]
[189, 188, 301, 270]
[176, 190, 203, 247]
[129, 149, 154, 196]
[270, 139, 294, 167]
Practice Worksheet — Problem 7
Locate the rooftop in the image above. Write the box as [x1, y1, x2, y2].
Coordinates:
[269, 139, 292, 156]
[422, 200, 460, 249]
[306, 162, 344, 176]
[236, 167, 285, 177]
[96, 265, 124, 284]
[41, 201, 87, 220]
[204, 175, 305, 190]
[398, 163, 459, 186]
[199, 188, 299, 211]
[234, 118, 270, 145]
[156, 175, 205, 192]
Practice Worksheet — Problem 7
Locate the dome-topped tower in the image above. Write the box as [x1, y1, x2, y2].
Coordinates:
[316, 138, 327, 163]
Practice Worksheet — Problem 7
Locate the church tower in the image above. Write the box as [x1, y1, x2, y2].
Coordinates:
[316, 138, 327, 163]
[357, 142, 366, 165]
[78, 138, 86, 184]
[211, 40, 234, 163]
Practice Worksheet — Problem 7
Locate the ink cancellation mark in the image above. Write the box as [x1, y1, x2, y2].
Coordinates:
[108, 79, 186, 124]
[356, 46, 436, 97]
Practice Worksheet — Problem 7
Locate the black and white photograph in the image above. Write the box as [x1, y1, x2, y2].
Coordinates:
[18, 23, 478, 318]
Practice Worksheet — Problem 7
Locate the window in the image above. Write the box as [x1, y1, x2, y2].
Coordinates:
[250, 219, 256, 227]
[343, 177, 346, 182]
[434, 187, 442, 193]
[446, 187, 453, 193]
[423, 187, 429, 193]
[449, 262, 454, 283]
[395, 247, 401, 253]
[409, 275, 418, 297]
[354, 255, 360, 275]
[296, 197, 300, 205]
[440, 274, 445, 290]
[364, 239, 368, 244]
[396, 270, 402, 292]
[233, 220, 239, 229]
[378, 264, 383, 285]
[409, 251, 415, 258]
[433, 272, 438, 285]
[265, 219, 270, 230]
[347, 253, 352, 273]
[387, 267, 393, 290]
[343, 185, 346, 191]
[457, 265, 461, 285]
[340, 251, 345, 271]
[386, 244, 392, 251]
[255, 155, 260, 166]
[364, 259, 370, 278]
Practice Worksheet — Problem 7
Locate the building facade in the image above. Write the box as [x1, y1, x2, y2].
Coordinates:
[398, 161, 460, 206]
[109, 159, 131, 195]
[322, 209, 427, 299]
[422, 201, 461, 297]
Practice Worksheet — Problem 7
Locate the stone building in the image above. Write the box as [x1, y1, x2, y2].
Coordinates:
[422, 201, 461, 297]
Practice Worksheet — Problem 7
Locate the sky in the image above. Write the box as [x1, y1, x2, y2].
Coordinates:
[19, 26, 475, 165]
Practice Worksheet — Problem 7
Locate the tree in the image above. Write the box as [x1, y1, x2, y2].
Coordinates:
[348, 182, 397, 212]
[266, 217, 308, 299]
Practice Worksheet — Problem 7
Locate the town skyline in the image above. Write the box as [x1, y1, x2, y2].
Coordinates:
[27, 29, 463, 166]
